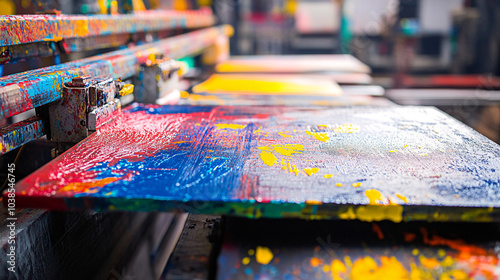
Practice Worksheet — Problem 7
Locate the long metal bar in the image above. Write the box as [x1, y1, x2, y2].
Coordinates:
[0, 116, 45, 154]
[0, 25, 229, 119]
[0, 9, 215, 47]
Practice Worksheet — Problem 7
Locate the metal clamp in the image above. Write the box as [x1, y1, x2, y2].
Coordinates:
[48, 76, 133, 155]
[133, 55, 183, 104]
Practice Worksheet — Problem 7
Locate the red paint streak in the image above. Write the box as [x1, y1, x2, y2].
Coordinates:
[238, 174, 258, 200]
[420, 227, 487, 255]
[403, 232, 416, 242]
[372, 223, 384, 240]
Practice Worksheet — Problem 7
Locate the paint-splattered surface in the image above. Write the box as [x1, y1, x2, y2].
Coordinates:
[8, 105, 500, 221]
[0, 9, 214, 46]
[215, 55, 371, 74]
[218, 218, 500, 280]
[192, 74, 343, 96]
[178, 92, 382, 107]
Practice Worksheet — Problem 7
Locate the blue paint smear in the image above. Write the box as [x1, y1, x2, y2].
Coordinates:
[80, 105, 259, 202]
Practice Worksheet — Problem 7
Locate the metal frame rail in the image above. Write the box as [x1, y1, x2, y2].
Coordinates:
[0, 25, 231, 154]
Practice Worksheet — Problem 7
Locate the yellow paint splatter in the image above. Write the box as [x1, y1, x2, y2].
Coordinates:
[339, 205, 403, 223]
[412, 249, 419, 255]
[253, 126, 267, 135]
[441, 256, 454, 267]
[366, 189, 384, 205]
[352, 182, 362, 188]
[336, 183, 343, 187]
[323, 265, 330, 272]
[339, 207, 356, 220]
[438, 249, 446, 258]
[344, 256, 352, 267]
[304, 168, 319, 176]
[351, 256, 408, 280]
[356, 205, 403, 223]
[324, 174, 333, 178]
[396, 194, 408, 203]
[288, 163, 300, 176]
[281, 159, 287, 170]
[331, 259, 346, 279]
[255, 246, 273, 265]
[272, 144, 303, 156]
[242, 257, 250, 265]
[306, 131, 330, 142]
[278, 132, 292, 138]
[389, 150, 398, 153]
[248, 249, 255, 256]
[215, 123, 246, 130]
[260, 151, 277, 166]
[333, 124, 360, 133]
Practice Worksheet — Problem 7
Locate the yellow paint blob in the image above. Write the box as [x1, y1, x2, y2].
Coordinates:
[272, 144, 304, 156]
[324, 174, 333, 178]
[306, 131, 330, 142]
[389, 150, 398, 153]
[336, 183, 343, 187]
[323, 265, 330, 272]
[215, 123, 246, 130]
[242, 257, 250, 265]
[441, 256, 454, 267]
[351, 256, 408, 280]
[412, 249, 419, 256]
[260, 151, 278, 166]
[255, 246, 273, 265]
[356, 205, 403, 223]
[396, 194, 409, 203]
[438, 249, 446, 258]
[339, 205, 403, 223]
[278, 132, 292, 138]
[331, 259, 347, 279]
[289, 163, 300, 176]
[339, 207, 356, 220]
[366, 189, 384, 205]
[333, 124, 360, 133]
[248, 249, 255, 256]
[304, 168, 319, 176]
[352, 182, 362, 188]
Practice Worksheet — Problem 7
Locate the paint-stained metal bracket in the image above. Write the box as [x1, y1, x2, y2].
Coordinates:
[48, 76, 133, 156]
[133, 56, 183, 104]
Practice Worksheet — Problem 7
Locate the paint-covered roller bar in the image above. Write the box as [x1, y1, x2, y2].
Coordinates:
[0, 117, 45, 154]
[0, 25, 231, 119]
[0, 8, 215, 47]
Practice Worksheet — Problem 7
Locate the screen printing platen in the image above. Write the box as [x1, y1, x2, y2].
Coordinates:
[215, 55, 371, 74]
[7, 105, 500, 222]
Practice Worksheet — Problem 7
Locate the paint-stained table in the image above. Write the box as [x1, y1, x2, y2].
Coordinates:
[6, 105, 500, 222]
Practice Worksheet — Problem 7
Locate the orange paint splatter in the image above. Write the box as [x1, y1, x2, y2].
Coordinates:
[420, 227, 487, 255]
[310, 257, 323, 267]
[60, 177, 120, 194]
